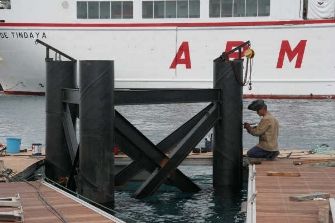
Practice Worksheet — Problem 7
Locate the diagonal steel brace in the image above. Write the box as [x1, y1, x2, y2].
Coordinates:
[115, 103, 213, 186]
[115, 110, 201, 193]
[134, 103, 219, 198]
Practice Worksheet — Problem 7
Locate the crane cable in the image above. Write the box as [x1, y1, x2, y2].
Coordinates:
[231, 48, 254, 89]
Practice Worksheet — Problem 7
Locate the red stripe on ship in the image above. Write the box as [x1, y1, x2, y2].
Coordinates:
[1, 19, 335, 28]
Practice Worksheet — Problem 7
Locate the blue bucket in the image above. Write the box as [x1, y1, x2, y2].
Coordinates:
[6, 137, 21, 154]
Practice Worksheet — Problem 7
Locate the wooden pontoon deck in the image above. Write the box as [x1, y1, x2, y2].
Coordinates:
[249, 152, 335, 223]
[0, 181, 124, 223]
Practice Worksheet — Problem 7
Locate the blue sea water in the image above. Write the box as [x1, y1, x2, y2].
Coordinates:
[0, 95, 334, 222]
[113, 166, 247, 223]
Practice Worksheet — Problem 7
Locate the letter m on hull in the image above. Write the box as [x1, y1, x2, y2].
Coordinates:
[276, 40, 307, 68]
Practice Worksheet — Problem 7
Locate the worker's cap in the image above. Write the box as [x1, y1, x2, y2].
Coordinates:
[248, 100, 266, 111]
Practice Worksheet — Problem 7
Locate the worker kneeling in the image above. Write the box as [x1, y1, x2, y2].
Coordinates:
[244, 100, 280, 160]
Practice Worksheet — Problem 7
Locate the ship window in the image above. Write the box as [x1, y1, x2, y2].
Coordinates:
[189, 0, 200, 18]
[246, 0, 257, 16]
[100, 1, 111, 19]
[123, 1, 133, 18]
[111, 1, 122, 18]
[258, 0, 270, 16]
[77, 2, 88, 19]
[233, 0, 245, 17]
[77, 1, 133, 19]
[209, 0, 220, 17]
[154, 1, 164, 18]
[143, 1, 153, 18]
[177, 0, 188, 18]
[88, 1, 99, 19]
[0, 0, 11, 9]
[221, 0, 233, 17]
[209, 0, 270, 17]
[166, 1, 177, 18]
[142, 0, 200, 19]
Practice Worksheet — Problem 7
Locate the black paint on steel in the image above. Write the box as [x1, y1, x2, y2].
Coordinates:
[10, 159, 45, 181]
[45, 60, 76, 182]
[115, 111, 201, 193]
[156, 103, 214, 153]
[67, 145, 79, 191]
[115, 89, 220, 105]
[114, 103, 213, 186]
[35, 39, 76, 61]
[61, 88, 220, 105]
[134, 103, 219, 198]
[79, 60, 115, 206]
[114, 160, 143, 187]
[219, 40, 250, 61]
[62, 88, 80, 105]
[62, 104, 78, 163]
[213, 59, 243, 190]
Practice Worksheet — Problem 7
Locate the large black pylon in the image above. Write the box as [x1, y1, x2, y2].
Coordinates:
[45, 60, 76, 182]
[213, 58, 243, 190]
[79, 60, 115, 206]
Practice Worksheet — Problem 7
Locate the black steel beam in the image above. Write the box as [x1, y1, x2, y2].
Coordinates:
[66, 145, 79, 191]
[62, 88, 220, 105]
[156, 103, 214, 153]
[62, 88, 80, 104]
[115, 131, 199, 191]
[115, 103, 212, 186]
[79, 60, 114, 206]
[134, 103, 219, 198]
[35, 39, 76, 61]
[115, 89, 220, 105]
[213, 59, 243, 190]
[62, 104, 78, 163]
[115, 111, 200, 193]
[45, 61, 76, 182]
[114, 160, 143, 186]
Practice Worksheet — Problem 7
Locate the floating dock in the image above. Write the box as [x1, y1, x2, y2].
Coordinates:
[1, 152, 126, 222]
[247, 151, 335, 223]
[0, 151, 44, 181]
[0, 181, 124, 222]
[3, 149, 335, 222]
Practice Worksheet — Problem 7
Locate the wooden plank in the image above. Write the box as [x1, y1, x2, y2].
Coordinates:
[318, 204, 330, 223]
[266, 171, 301, 177]
[289, 192, 330, 201]
[254, 157, 335, 223]
[293, 159, 335, 165]
[0, 181, 119, 223]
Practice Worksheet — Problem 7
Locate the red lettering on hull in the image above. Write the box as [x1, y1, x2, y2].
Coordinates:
[276, 40, 307, 68]
[225, 41, 250, 59]
[170, 41, 191, 69]
[169, 40, 307, 71]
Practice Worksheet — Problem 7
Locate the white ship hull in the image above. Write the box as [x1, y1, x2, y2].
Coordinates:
[1, 0, 335, 97]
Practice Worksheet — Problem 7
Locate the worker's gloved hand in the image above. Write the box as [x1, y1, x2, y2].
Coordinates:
[243, 122, 251, 129]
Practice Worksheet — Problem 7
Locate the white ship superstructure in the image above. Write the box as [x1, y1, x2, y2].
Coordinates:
[0, 0, 335, 97]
